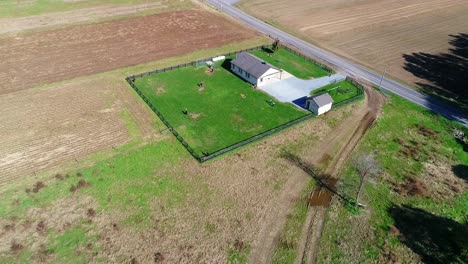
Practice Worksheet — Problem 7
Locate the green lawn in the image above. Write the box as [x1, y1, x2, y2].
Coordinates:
[134, 60, 308, 156]
[311, 80, 361, 104]
[250, 48, 330, 79]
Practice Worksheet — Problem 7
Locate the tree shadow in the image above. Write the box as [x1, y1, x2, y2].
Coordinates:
[452, 164, 468, 182]
[388, 204, 468, 264]
[261, 46, 274, 54]
[221, 58, 233, 72]
[403, 33, 468, 111]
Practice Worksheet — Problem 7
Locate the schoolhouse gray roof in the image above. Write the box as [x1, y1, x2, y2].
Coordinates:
[231, 52, 279, 78]
[307, 93, 333, 107]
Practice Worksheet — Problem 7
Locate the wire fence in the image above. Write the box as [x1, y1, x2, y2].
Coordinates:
[281, 45, 334, 73]
[199, 114, 313, 162]
[333, 76, 365, 108]
[126, 45, 347, 162]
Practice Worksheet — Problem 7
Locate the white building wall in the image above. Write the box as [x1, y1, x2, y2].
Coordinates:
[317, 103, 332, 115]
[306, 101, 332, 115]
[257, 68, 281, 87]
[231, 64, 258, 85]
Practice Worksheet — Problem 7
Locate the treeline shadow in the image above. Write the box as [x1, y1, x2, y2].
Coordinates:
[403, 33, 468, 110]
[389, 205, 468, 263]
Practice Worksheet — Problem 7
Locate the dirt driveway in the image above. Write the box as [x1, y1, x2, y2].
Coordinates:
[246, 84, 384, 263]
[298, 85, 384, 264]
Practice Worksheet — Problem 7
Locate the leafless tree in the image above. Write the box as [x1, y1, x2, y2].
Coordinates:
[272, 39, 281, 53]
[352, 152, 381, 206]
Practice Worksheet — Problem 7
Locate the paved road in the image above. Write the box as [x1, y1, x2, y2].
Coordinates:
[207, 0, 468, 126]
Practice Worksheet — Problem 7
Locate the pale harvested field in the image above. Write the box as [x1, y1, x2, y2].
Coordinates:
[0, 9, 258, 94]
[0, 76, 156, 185]
[0, 2, 169, 35]
[239, 0, 468, 88]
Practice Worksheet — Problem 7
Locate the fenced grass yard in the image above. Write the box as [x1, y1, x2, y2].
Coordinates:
[133, 59, 308, 156]
[311, 80, 361, 104]
[250, 48, 331, 79]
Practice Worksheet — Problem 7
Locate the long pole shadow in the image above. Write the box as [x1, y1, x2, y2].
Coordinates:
[281, 150, 357, 207]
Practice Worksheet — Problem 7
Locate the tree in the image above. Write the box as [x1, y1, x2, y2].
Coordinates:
[352, 153, 381, 206]
[272, 39, 281, 53]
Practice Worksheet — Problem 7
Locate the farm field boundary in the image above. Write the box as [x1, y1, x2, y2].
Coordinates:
[126, 45, 336, 162]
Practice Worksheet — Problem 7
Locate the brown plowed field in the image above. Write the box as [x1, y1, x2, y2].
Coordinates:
[239, 0, 468, 88]
[0, 76, 156, 185]
[0, 9, 257, 95]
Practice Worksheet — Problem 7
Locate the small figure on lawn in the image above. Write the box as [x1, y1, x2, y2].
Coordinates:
[198, 81, 205, 92]
[182, 108, 188, 115]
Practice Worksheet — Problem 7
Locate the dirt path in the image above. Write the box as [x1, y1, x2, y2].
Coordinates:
[248, 169, 310, 264]
[246, 85, 383, 264]
[0, 2, 168, 35]
[296, 85, 384, 264]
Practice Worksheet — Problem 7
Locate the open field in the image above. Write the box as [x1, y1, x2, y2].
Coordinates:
[317, 94, 468, 263]
[133, 57, 307, 155]
[239, 0, 468, 109]
[311, 80, 361, 104]
[0, 36, 269, 185]
[250, 48, 330, 79]
[0, 76, 157, 186]
[0, 1, 193, 35]
[0, 9, 258, 95]
[0, 0, 173, 18]
[0, 98, 361, 262]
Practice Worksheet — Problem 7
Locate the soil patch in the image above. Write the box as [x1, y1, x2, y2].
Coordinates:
[156, 86, 166, 95]
[0, 9, 257, 94]
[189, 113, 202, 119]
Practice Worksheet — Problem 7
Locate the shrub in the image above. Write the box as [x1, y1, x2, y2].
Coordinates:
[10, 241, 23, 253]
[396, 177, 427, 197]
[70, 179, 91, 193]
[415, 124, 439, 139]
[36, 221, 47, 234]
[87, 208, 96, 218]
[55, 173, 64, 180]
[32, 181, 46, 193]
[154, 252, 164, 263]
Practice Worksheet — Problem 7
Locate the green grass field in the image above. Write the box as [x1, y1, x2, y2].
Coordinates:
[311, 80, 361, 104]
[0, 140, 190, 263]
[250, 48, 330, 79]
[134, 59, 308, 156]
[317, 94, 468, 263]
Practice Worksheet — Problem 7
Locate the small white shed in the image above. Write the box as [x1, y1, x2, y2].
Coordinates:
[305, 93, 333, 115]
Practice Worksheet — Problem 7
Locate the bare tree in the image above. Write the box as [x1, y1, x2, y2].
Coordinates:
[352, 152, 381, 206]
[272, 39, 281, 53]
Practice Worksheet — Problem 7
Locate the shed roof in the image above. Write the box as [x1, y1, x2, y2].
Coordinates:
[231, 52, 279, 78]
[307, 93, 333, 107]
